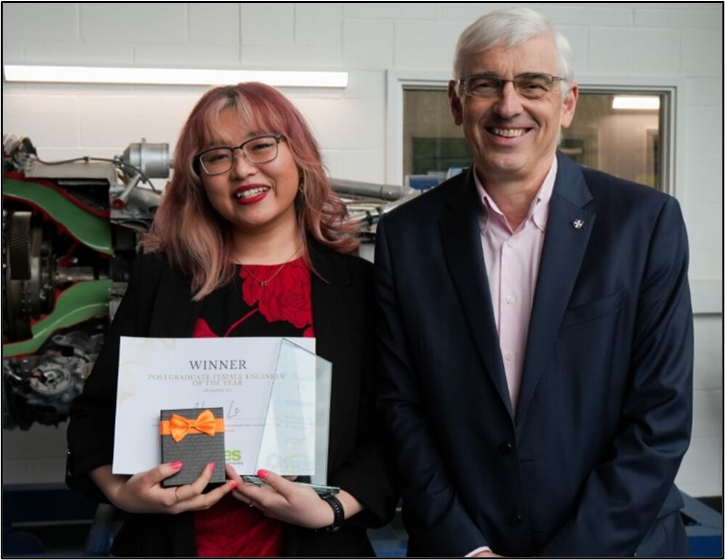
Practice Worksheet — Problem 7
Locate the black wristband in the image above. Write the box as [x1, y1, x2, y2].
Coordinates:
[321, 495, 345, 532]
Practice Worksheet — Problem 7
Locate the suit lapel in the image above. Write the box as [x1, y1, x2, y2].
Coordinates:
[308, 243, 352, 467]
[516, 153, 595, 424]
[309, 243, 351, 365]
[440, 169, 512, 416]
[149, 267, 202, 337]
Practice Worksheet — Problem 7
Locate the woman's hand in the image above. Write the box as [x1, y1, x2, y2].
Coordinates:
[90, 462, 237, 514]
[226, 466, 337, 529]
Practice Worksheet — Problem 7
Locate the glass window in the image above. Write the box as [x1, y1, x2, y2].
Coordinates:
[562, 92, 666, 189]
[402, 88, 669, 191]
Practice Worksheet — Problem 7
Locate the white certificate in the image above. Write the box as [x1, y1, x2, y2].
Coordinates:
[112, 336, 317, 477]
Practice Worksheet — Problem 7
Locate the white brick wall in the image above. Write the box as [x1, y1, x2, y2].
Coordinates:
[688, 77, 724, 105]
[1, 424, 68, 485]
[189, 3, 241, 46]
[3, 89, 81, 146]
[24, 42, 134, 65]
[633, 29, 681, 75]
[2, 3, 79, 41]
[635, 5, 723, 28]
[687, 106, 723, 158]
[682, 29, 724, 75]
[589, 28, 635, 74]
[557, 25, 589, 75]
[343, 19, 395, 69]
[394, 21, 463, 69]
[241, 3, 294, 47]
[344, 3, 439, 20]
[80, 4, 187, 43]
[295, 4, 343, 47]
[2, 2, 722, 499]
[543, 5, 633, 27]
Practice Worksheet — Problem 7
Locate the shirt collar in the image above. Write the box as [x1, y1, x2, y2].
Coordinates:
[476, 157, 558, 234]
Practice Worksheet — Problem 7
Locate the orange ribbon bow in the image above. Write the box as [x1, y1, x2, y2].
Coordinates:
[160, 409, 224, 442]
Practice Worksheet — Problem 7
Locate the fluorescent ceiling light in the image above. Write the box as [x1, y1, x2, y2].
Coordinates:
[3, 65, 348, 88]
[611, 96, 660, 110]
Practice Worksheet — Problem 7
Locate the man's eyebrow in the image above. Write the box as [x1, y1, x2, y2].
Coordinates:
[467, 71, 501, 78]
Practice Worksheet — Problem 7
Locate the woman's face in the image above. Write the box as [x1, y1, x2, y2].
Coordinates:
[199, 113, 299, 239]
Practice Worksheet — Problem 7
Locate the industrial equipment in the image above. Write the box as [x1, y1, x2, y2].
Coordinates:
[2, 135, 168, 430]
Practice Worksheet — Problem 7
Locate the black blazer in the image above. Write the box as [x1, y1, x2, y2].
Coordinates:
[376, 152, 692, 556]
[67, 242, 395, 557]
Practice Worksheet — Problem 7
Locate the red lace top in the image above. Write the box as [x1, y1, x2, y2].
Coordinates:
[192, 258, 313, 557]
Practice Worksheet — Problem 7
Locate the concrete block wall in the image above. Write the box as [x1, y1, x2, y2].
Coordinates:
[2, 3, 722, 499]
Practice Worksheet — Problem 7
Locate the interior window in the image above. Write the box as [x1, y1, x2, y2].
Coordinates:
[402, 88, 668, 191]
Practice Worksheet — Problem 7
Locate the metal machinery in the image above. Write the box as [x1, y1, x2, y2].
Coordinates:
[1, 135, 418, 431]
[2, 135, 169, 430]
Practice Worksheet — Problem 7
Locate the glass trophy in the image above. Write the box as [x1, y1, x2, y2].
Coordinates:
[245, 338, 338, 496]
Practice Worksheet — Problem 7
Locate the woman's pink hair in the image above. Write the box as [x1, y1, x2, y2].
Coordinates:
[143, 82, 360, 300]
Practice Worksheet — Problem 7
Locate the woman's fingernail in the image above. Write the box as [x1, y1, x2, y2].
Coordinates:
[208, 462, 216, 472]
[257, 469, 269, 479]
[229, 481, 238, 490]
[170, 461, 183, 470]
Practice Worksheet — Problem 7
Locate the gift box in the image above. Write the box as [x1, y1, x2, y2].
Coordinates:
[159, 407, 226, 487]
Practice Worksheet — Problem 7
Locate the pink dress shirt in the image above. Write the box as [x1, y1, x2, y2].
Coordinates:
[474, 158, 557, 414]
[465, 159, 556, 558]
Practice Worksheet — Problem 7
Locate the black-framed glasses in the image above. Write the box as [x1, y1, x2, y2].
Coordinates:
[457, 72, 567, 100]
[196, 134, 284, 176]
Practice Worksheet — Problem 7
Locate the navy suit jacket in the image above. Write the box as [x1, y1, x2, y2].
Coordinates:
[376, 152, 693, 557]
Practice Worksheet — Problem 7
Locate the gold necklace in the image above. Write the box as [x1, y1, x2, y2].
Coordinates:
[241, 246, 301, 287]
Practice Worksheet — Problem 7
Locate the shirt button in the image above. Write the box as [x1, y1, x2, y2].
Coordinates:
[507, 238, 515, 247]
[508, 514, 524, 526]
[505, 295, 516, 305]
[498, 441, 514, 455]
[505, 352, 514, 361]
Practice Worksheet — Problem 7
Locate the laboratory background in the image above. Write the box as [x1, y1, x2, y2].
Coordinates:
[2, 2, 722, 557]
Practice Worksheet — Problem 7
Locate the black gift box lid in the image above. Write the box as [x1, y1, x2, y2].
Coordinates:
[160, 407, 226, 487]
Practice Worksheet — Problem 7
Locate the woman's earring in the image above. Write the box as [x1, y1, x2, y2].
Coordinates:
[298, 181, 304, 193]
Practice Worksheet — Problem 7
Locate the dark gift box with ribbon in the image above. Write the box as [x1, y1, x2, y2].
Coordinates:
[159, 407, 226, 487]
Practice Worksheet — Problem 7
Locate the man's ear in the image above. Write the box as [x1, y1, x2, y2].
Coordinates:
[560, 81, 579, 129]
[448, 81, 463, 126]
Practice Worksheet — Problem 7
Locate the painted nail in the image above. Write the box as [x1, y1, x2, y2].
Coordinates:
[208, 462, 216, 472]
[170, 461, 183, 470]
[257, 469, 269, 479]
[229, 481, 238, 490]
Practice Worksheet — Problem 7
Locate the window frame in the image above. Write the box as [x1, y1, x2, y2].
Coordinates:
[387, 70, 683, 197]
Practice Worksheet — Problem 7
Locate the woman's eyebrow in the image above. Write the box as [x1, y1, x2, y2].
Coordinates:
[206, 130, 267, 148]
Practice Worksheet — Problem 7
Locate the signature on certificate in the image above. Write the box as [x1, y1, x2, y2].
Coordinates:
[193, 400, 241, 418]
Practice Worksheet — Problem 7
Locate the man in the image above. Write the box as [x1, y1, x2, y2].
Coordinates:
[376, 7, 693, 557]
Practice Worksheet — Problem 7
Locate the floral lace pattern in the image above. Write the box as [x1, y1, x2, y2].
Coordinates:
[192, 257, 314, 338]
[241, 258, 313, 331]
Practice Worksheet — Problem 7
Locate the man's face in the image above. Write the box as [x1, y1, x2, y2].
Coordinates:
[449, 34, 578, 186]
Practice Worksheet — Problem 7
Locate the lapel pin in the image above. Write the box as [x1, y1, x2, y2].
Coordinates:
[572, 219, 585, 229]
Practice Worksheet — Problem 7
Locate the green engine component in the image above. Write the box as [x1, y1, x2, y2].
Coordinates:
[3, 177, 113, 255]
[2, 280, 112, 359]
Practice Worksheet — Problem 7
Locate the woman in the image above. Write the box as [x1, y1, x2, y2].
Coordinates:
[66, 82, 395, 557]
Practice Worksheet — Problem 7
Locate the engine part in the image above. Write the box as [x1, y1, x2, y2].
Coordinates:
[2, 137, 165, 429]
